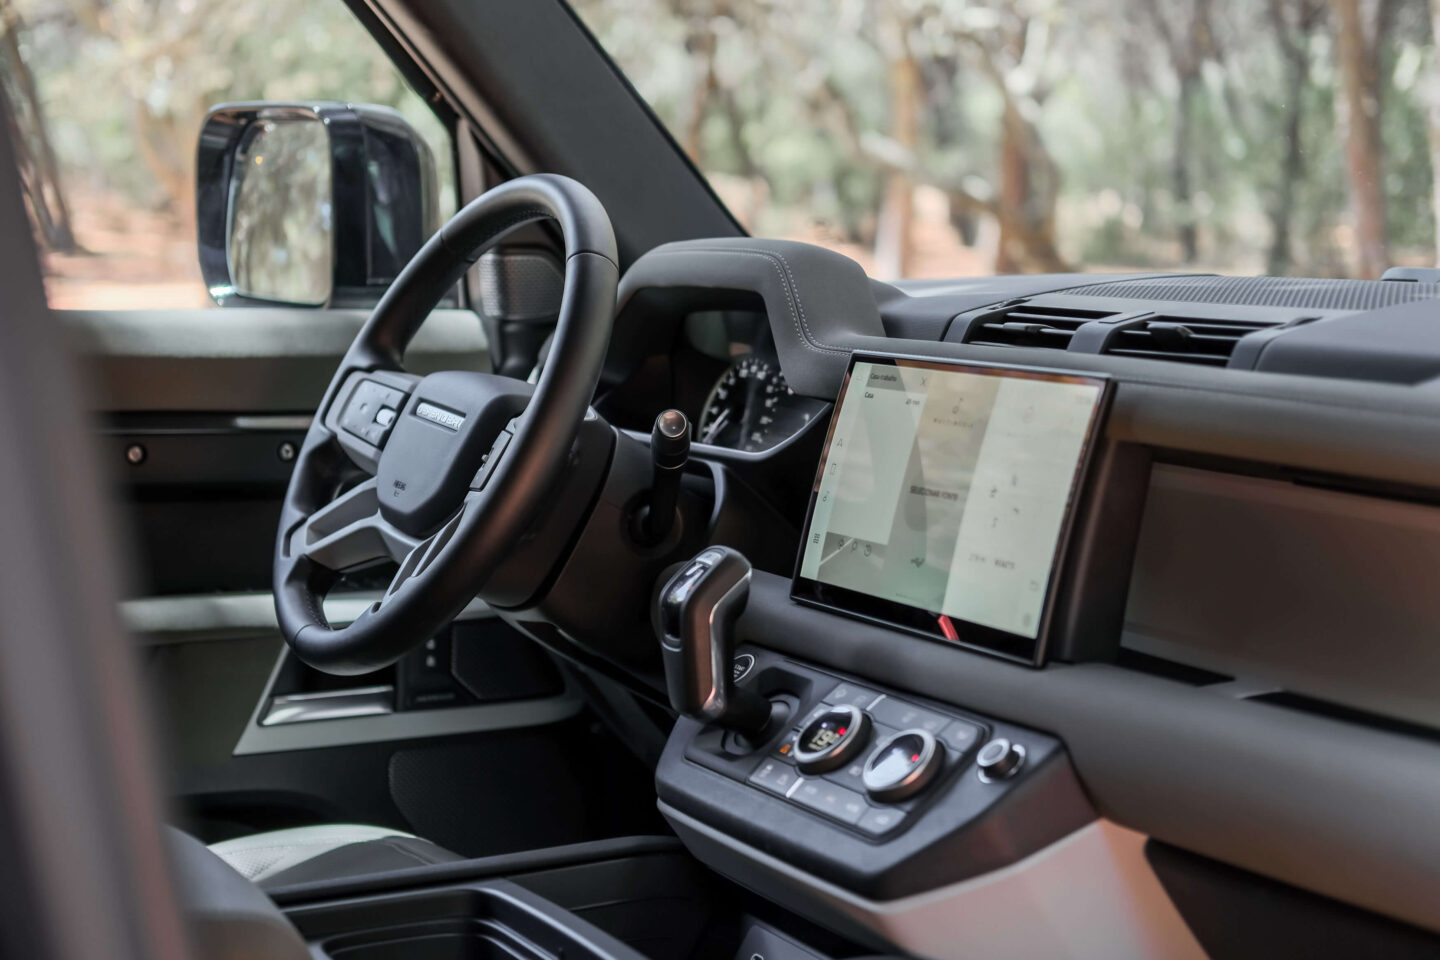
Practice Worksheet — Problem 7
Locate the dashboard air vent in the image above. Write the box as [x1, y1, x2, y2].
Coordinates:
[965, 305, 1119, 349]
[1104, 315, 1275, 366]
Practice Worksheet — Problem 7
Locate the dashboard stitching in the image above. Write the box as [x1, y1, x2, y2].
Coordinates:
[648, 247, 850, 356]
[758, 247, 848, 355]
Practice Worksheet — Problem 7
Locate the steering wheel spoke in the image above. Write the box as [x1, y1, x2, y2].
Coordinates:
[291, 479, 421, 571]
[376, 495, 473, 608]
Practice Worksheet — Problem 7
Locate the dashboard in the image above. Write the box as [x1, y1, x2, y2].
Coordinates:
[594, 238, 1440, 957]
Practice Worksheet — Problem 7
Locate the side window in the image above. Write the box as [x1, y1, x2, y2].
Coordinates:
[0, 0, 456, 309]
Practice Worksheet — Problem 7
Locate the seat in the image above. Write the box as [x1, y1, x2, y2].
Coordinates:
[209, 823, 463, 889]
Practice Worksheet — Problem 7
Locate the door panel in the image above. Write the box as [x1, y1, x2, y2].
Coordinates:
[71, 308, 489, 412]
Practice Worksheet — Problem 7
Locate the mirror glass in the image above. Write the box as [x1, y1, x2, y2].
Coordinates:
[227, 118, 332, 305]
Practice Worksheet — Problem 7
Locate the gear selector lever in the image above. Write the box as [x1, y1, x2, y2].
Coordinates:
[656, 546, 772, 737]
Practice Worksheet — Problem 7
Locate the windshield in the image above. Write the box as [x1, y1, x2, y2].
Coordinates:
[572, 0, 1437, 282]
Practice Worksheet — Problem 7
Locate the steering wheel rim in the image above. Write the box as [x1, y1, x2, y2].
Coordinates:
[273, 174, 618, 675]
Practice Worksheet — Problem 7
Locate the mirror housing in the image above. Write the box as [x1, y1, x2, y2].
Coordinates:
[196, 102, 438, 307]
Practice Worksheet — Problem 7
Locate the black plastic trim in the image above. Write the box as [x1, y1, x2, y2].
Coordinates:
[267, 835, 684, 906]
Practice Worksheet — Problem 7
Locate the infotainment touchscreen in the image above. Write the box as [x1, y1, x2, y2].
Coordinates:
[792, 355, 1110, 664]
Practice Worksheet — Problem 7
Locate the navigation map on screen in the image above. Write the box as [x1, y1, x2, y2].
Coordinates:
[796, 358, 1105, 643]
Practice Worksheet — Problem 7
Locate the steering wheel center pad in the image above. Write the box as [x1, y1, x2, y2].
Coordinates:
[376, 371, 534, 537]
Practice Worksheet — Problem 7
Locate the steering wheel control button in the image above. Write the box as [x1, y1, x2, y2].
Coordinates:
[790, 778, 868, 825]
[792, 705, 871, 774]
[823, 681, 879, 709]
[856, 806, 907, 837]
[748, 758, 800, 796]
[341, 379, 408, 447]
[977, 738, 1026, 782]
[869, 697, 949, 734]
[862, 730, 944, 803]
[470, 430, 512, 491]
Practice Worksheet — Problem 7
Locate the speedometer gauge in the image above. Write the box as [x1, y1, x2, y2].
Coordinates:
[698, 357, 825, 452]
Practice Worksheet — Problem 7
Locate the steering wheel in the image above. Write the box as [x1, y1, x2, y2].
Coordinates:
[273, 175, 618, 675]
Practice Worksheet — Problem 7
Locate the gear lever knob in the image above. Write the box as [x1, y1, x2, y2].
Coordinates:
[656, 546, 771, 737]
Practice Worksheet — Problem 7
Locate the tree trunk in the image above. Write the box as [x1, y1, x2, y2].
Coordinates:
[1333, 0, 1389, 279]
[0, 1, 78, 253]
[1268, 18, 1309, 274]
[1428, 0, 1440, 266]
[1174, 69, 1200, 263]
[875, 51, 920, 279]
[995, 100, 1029, 274]
[681, 27, 718, 164]
[993, 97, 1068, 274]
[1267, 81, 1306, 275]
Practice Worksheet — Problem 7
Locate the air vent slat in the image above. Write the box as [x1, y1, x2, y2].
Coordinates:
[963, 304, 1119, 350]
[1102, 313, 1284, 366]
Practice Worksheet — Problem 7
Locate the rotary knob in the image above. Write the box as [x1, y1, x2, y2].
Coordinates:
[976, 737, 1026, 782]
[792, 705, 871, 774]
[862, 729, 944, 802]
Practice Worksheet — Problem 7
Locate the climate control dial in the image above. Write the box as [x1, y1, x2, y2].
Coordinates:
[862, 729, 944, 802]
[792, 705, 871, 774]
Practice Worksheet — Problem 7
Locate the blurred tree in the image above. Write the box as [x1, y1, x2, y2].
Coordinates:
[950, 3, 1068, 273]
[874, 7, 921, 277]
[1428, 0, 1440, 263]
[1144, 0, 1220, 263]
[0, 0, 76, 251]
[1267, 0, 1328, 274]
[1333, 0, 1396, 277]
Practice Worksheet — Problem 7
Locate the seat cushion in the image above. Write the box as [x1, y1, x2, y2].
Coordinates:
[209, 824, 463, 889]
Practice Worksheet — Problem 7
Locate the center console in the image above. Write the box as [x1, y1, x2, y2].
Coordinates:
[656, 647, 1090, 899]
[646, 356, 1206, 958]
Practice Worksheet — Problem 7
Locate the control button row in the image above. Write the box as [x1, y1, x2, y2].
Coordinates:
[748, 758, 800, 796]
[749, 758, 911, 836]
[790, 777, 868, 824]
[868, 695, 948, 734]
[857, 806, 906, 836]
[340, 379, 408, 449]
[822, 681, 881, 709]
[823, 756, 869, 794]
[938, 718, 983, 754]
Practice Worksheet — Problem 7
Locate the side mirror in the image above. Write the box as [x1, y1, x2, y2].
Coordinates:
[196, 102, 438, 307]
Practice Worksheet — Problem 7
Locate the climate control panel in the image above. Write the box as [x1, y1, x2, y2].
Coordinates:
[745, 678, 993, 838]
[655, 649, 1091, 902]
